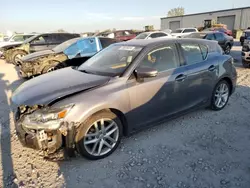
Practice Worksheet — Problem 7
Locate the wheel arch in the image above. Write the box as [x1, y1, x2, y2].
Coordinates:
[218, 76, 233, 95]
[77, 108, 129, 137]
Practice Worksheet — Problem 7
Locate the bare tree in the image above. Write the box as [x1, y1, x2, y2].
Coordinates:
[167, 7, 185, 17]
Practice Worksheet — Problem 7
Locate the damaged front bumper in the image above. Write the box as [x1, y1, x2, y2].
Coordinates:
[18, 61, 42, 78]
[15, 108, 77, 160]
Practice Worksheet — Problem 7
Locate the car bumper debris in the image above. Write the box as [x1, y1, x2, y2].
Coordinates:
[15, 106, 78, 160]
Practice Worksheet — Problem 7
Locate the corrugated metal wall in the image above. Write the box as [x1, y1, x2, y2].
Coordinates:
[161, 7, 250, 30]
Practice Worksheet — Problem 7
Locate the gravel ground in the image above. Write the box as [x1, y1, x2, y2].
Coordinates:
[0, 43, 250, 188]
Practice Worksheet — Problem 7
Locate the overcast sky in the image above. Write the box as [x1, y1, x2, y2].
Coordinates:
[0, 0, 249, 33]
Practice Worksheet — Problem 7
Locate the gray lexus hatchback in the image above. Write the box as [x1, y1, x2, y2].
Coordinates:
[12, 38, 237, 160]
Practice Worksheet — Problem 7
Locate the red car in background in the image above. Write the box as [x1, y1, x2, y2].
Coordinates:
[98, 30, 136, 41]
[211, 27, 233, 36]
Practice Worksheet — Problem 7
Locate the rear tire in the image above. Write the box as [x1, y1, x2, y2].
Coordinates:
[75, 111, 122, 160]
[210, 80, 230, 111]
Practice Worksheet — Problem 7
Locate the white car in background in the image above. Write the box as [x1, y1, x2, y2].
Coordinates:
[0, 33, 35, 48]
[0, 33, 35, 58]
[171, 28, 198, 38]
[134, 31, 172, 40]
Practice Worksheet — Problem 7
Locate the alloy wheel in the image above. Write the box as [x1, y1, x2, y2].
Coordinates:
[225, 45, 231, 54]
[214, 83, 229, 108]
[83, 118, 119, 156]
[47, 67, 56, 72]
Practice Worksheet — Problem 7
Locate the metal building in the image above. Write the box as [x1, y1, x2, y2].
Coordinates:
[161, 7, 250, 31]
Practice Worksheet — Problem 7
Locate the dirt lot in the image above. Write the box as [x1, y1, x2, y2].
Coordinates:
[0, 43, 250, 188]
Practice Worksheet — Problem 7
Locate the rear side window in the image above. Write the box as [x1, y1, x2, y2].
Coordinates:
[150, 33, 159, 38]
[205, 34, 215, 40]
[157, 33, 168, 37]
[183, 29, 196, 33]
[215, 33, 225, 41]
[100, 38, 116, 48]
[181, 44, 204, 65]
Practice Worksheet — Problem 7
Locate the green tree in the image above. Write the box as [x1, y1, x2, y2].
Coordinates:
[167, 7, 185, 17]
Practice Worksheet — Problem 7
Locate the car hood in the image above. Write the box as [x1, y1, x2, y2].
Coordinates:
[0, 41, 23, 48]
[0, 42, 22, 49]
[12, 67, 110, 106]
[21, 50, 54, 61]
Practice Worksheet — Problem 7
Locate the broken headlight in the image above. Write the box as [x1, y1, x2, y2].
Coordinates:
[22, 104, 74, 130]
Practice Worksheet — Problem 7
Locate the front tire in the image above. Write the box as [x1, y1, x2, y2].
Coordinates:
[210, 80, 230, 111]
[75, 111, 122, 160]
[11, 50, 28, 65]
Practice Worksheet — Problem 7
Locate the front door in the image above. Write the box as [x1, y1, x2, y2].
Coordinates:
[126, 43, 188, 130]
[29, 34, 51, 53]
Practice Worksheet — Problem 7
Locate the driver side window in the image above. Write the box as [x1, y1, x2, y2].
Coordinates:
[31, 35, 48, 44]
[139, 44, 179, 72]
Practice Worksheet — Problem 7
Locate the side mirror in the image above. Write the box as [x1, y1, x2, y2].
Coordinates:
[135, 66, 158, 78]
[147, 36, 152, 39]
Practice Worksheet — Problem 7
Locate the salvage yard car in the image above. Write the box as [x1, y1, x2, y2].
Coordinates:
[242, 37, 250, 68]
[12, 38, 237, 160]
[0, 33, 35, 58]
[134, 31, 172, 40]
[185, 31, 234, 54]
[171, 28, 198, 38]
[97, 30, 136, 41]
[18, 37, 117, 78]
[240, 29, 250, 46]
[0, 32, 80, 65]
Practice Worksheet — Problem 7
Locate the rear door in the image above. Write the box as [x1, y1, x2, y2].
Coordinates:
[178, 42, 217, 108]
[29, 34, 51, 53]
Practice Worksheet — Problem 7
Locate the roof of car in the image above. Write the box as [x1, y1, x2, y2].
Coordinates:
[244, 30, 250, 32]
[117, 38, 215, 47]
[177, 28, 197, 30]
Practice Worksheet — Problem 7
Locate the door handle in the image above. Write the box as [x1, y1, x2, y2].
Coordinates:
[208, 65, 216, 71]
[175, 74, 186, 82]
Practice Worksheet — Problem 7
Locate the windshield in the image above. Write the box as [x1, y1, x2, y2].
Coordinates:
[135, 33, 149, 39]
[172, 29, 182, 33]
[78, 45, 142, 76]
[53, 37, 80, 53]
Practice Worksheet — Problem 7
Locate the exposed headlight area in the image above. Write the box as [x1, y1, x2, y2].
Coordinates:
[22, 104, 74, 130]
[15, 104, 75, 158]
